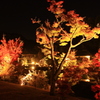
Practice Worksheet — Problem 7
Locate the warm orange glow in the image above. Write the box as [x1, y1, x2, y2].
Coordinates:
[31, 66, 35, 70]
[81, 78, 90, 82]
[31, 62, 35, 64]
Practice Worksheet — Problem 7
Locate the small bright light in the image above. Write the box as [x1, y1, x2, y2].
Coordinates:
[82, 79, 90, 82]
[31, 62, 35, 64]
[21, 83, 24, 86]
[85, 79, 90, 82]
[85, 56, 90, 60]
[31, 66, 35, 70]
[36, 63, 39, 65]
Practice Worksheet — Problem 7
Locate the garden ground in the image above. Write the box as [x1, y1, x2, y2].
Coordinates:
[0, 81, 91, 100]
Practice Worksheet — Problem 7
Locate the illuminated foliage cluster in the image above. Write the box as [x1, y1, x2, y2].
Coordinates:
[33, 0, 100, 47]
[0, 37, 23, 76]
[32, 0, 100, 94]
[32, 0, 100, 67]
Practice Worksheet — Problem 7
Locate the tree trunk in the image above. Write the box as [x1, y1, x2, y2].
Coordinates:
[49, 39, 56, 95]
[50, 74, 56, 95]
[49, 64, 57, 95]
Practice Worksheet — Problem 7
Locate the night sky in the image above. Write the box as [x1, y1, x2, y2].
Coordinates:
[0, 0, 100, 40]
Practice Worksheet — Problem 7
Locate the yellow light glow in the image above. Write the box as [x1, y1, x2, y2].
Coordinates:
[81, 79, 90, 82]
[84, 79, 90, 82]
[21, 82, 24, 86]
[85, 56, 90, 60]
[31, 62, 35, 64]
[35, 63, 39, 65]
[31, 66, 35, 70]
[4, 55, 11, 63]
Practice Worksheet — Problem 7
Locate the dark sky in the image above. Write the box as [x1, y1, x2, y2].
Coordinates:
[0, 0, 100, 40]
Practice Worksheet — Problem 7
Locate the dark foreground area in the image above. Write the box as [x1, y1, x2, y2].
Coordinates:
[0, 81, 92, 100]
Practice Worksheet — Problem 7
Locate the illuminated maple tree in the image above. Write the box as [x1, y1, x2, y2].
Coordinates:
[0, 37, 23, 76]
[32, 0, 100, 95]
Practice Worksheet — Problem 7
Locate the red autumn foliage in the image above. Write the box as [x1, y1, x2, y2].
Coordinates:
[95, 92, 100, 100]
[90, 49, 100, 100]
[57, 65, 88, 95]
[91, 85, 100, 100]
[0, 37, 23, 76]
[91, 85, 100, 92]
[47, 0, 65, 14]
[92, 49, 100, 67]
